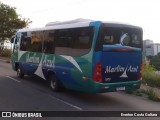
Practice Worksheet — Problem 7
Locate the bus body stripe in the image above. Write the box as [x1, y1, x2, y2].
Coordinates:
[34, 53, 46, 80]
[18, 51, 27, 61]
[60, 55, 83, 73]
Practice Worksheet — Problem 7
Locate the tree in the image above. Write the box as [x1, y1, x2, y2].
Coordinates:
[150, 53, 160, 70]
[0, 2, 32, 41]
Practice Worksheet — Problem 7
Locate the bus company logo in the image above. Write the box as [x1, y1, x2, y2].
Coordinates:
[105, 65, 139, 78]
[26, 54, 40, 64]
[26, 54, 55, 67]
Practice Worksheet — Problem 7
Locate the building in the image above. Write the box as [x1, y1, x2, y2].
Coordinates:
[143, 39, 154, 57]
[143, 39, 160, 58]
[153, 43, 160, 56]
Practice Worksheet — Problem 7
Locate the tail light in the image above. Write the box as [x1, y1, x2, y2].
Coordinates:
[138, 63, 142, 80]
[93, 62, 102, 82]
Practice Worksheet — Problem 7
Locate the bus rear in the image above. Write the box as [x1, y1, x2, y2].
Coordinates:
[92, 23, 142, 93]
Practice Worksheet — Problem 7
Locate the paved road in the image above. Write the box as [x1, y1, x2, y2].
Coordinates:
[0, 61, 160, 120]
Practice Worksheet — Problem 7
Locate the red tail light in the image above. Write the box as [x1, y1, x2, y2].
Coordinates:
[93, 62, 102, 82]
[138, 63, 142, 80]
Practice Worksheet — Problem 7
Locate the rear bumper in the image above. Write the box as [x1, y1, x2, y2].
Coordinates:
[88, 80, 141, 93]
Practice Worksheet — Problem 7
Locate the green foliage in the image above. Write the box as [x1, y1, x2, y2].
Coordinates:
[142, 63, 156, 72]
[141, 89, 160, 101]
[150, 53, 160, 70]
[0, 48, 11, 57]
[126, 89, 160, 101]
[126, 64, 160, 101]
[142, 64, 160, 88]
[0, 2, 32, 41]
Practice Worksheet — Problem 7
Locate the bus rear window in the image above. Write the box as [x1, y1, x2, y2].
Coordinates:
[96, 27, 142, 50]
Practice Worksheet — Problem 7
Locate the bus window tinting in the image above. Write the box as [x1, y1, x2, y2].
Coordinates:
[102, 27, 142, 48]
[96, 27, 142, 51]
[19, 27, 94, 55]
[43, 30, 55, 54]
[55, 27, 94, 56]
[30, 31, 43, 52]
[20, 32, 31, 51]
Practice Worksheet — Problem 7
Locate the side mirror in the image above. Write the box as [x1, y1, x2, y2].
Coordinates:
[11, 36, 15, 43]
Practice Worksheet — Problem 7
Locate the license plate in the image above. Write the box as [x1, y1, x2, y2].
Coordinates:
[116, 87, 125, 91]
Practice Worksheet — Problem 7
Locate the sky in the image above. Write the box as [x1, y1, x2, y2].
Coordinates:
[1, 0, 160, 43]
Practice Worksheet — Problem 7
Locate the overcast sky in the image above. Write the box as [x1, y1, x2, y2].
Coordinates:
[1, 0, 160, 43]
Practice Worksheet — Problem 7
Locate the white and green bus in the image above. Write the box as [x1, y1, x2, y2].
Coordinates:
[11, 19, 143, 93]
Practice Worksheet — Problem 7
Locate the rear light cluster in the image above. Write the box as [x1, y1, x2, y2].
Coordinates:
[93, 62, 102, 82]
[138, 63, 142, 80]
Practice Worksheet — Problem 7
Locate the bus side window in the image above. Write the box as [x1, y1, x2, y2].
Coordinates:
[30, 31, 43, 52]
[54, 29, 71, 55]
[20, 32, 27, 51]
[54, 27, 94, 56]
[43, 30, 55, 54]
[71, 27, 94, 56]
[20, 32, 31, 51]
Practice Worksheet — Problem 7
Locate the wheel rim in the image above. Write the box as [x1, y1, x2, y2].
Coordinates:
[50, 77, 56, 90]
[17, 68, 20, 77]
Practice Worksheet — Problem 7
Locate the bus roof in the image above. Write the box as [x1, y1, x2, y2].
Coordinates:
[18, 19, 93, 32]
[17, 19, 142, 33]
[45, 18, 93, 26]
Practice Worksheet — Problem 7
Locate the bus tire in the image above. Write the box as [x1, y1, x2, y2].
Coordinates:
[49, 74, 61, 92]
[17, 67, 24, 78]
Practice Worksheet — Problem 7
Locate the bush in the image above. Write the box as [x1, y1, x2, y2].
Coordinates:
[141, 88, 160, 101]
[0, 48, 11, 57]
[142, 64, 160, 88]
[125, 88, 160, 101]
[142, 63, 156, 72]
[150, 53, 160, 71]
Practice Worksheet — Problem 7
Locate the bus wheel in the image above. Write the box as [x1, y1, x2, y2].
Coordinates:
[49, 74, 60, 92]
[17, 67, 24, 78]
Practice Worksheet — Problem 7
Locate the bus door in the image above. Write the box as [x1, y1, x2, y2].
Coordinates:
[11, 32, 21, 70]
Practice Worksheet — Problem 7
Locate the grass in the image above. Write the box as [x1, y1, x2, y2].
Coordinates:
[127, 64, 160, 101]
[126, 88, 160, 101]
[140, 88, 160, 101]
[142, 71, 160, 88]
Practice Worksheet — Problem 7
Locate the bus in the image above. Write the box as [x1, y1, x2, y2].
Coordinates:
[11, 19, 143, 93]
